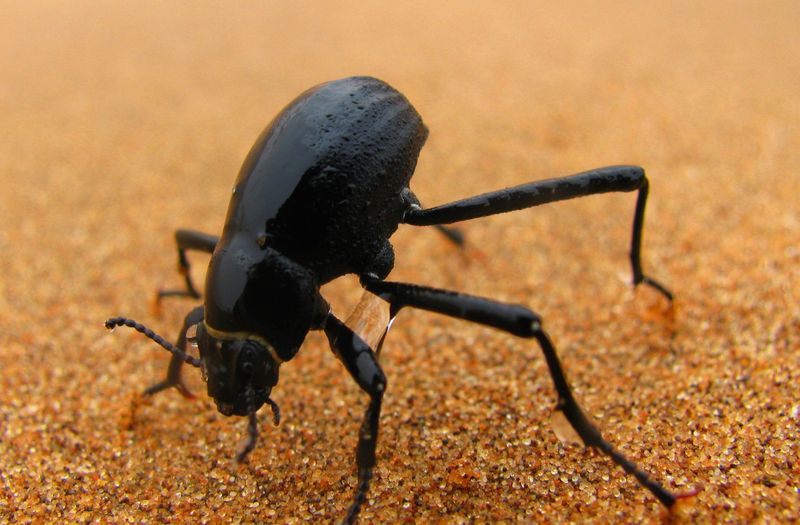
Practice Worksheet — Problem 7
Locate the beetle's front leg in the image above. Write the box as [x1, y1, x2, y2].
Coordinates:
[143, 305, 204, 398]
[323, 313, 386, 525]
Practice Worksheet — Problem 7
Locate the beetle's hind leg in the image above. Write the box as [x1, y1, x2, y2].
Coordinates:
[143, 305, 204, 399]
[155, 229, 219, 306]
[361, 275, 688, 508]
[404, 166, 672, 300]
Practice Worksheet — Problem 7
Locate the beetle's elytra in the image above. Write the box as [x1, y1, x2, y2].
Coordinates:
[107, 76, 694, 524]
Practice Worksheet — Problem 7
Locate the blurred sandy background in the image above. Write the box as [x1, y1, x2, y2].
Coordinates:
[1, 1, 798, 523]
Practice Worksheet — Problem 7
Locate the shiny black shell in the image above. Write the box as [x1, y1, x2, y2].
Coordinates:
[226, 76, 427, 281]
[204, 77, 428, 359]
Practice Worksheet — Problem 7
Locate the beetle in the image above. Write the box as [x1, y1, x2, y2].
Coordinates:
[107, 76, 695, 523]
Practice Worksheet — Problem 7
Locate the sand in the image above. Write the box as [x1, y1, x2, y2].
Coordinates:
[1, 1, 798, 523]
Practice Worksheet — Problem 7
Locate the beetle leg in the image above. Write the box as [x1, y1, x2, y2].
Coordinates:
[403, 166, 672, 300]
[143, 305, 204, 399]
[401, 189, 465, 246]
[156, 229, 219, 304]
[433, 224, 465, 246]
[323, 313, 386, 525]
[361, 275, 682, 508]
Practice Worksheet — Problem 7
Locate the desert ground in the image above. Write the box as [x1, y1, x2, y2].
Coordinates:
[1, 2, 798, 523]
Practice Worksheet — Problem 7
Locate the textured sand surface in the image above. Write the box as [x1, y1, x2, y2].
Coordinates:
[1, 2, 799, 523]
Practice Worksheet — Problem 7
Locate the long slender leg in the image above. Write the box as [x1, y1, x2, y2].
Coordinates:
[361, 274, 682, 508]
[404, 165, 672, 300]
[402, 190, 465, 246]
[434, 224, 464, 246]
[323, 313, 386, 525]
[157, 229, 219, 301]
[144, 305, 204, 398]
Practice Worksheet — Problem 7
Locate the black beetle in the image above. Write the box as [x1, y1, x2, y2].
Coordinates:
[107, 76, 694, 523]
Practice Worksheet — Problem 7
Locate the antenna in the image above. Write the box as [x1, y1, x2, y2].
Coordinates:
[105, 317, 202, 368]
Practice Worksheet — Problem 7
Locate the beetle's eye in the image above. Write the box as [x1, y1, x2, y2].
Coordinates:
[239, 345, 259, 376]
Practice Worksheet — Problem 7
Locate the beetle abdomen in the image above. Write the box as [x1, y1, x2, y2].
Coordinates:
[223, 76, 428, 283]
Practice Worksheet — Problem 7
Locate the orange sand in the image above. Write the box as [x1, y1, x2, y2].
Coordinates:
[1, 2, 798, 523]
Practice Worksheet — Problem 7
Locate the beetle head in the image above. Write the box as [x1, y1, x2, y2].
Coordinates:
[194, 322, 280, 417]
